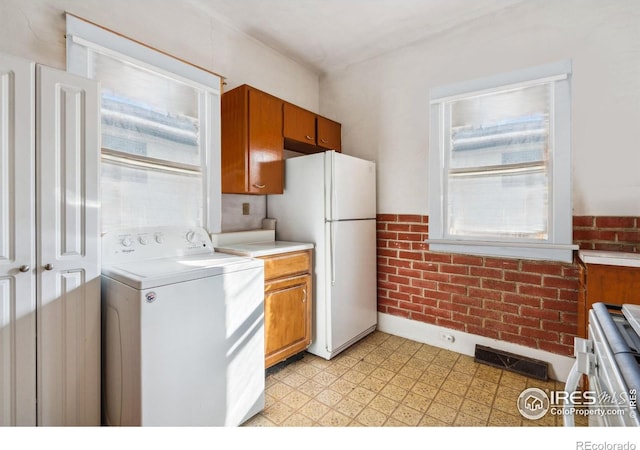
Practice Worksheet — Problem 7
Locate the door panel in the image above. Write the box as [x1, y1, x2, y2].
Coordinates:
[0, 53, 36, 426]
[248, 89, 283, 194]
[326, 151, 376, 221]
[326, 219, 377, 353]
[36, 64, 100, 426]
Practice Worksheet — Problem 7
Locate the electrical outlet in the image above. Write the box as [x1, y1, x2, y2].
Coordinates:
[440, 332, 455, 343]
[242, 203, 250, 215]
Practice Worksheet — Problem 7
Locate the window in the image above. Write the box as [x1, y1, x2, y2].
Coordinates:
[65, 14, 222, 233]
[428, 61, 576, 262]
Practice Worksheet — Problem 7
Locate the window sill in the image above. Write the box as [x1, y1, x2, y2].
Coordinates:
[425, 239, 578, 263]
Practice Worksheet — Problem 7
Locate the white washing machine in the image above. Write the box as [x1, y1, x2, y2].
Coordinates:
[101, 226, 265, 426]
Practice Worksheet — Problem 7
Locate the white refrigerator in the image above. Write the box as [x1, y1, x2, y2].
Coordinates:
[267, 151, 377, 360]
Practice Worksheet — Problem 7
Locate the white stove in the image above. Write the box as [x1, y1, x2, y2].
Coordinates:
[101, 226, 265, 426]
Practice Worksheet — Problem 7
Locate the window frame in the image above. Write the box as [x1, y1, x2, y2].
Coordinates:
[65, 13, 222, 233]
[428, 61, 576, 263]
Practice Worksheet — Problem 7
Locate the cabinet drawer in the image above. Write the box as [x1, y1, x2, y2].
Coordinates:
[261, 250, 311, 280]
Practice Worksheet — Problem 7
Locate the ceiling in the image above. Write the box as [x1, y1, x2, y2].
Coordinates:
[189, 0, 527, 75]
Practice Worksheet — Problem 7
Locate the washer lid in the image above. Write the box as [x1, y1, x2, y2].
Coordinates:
[623, 304, 640, 338]
[102, 253, 263, 290]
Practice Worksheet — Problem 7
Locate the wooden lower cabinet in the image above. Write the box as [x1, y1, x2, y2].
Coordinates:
[261, 250, 313, 368]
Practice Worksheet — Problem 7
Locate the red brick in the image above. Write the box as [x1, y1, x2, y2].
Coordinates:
[503, 293, 541, 308]
[388, 275, 409, 285]
[397, 300, 423, 313]
[377, 222, 387, 231]
[378, 248, 398, 258]
[377, 257, 388, 266]
[388, 223, 411, 232]
[423, 253, 452, 263]
[378, 298, 398, 308]
[389, 291, 411, 302]
[543, 276, 579, 290]
[422, 289, 452, 302]
[470, 266, 503, 279]
[378, 231, 398, 240]
[503, 313, 540, 328]
[439, 283, 467, 295]
[542, 299, 577, 312]
[388, 241, 412, 250]
[521, 262, 563, 276]
[484, 299, 519, 314]
[377, 214, 398, 221]
[378, 265, 397, 275]
[485, 259, 520, 270]
[436, 318, 465, 332]
[377, 239, 388, 249]
[451, 255, 484, 266]
[504, 271, 542, 285]
[410, 278, 437, 290]
[520, 306, 559, 321]
[389, 258, 412, 269]
[617, 231, 640, 242]
[573, 229, 617, 241]
[560, 312, 578, 325]
[484, 319, 518, 334]
[377, 273, 388, 282]
[397, 233, 422, 242]
[413, 262, 439, 272]
[378, 281, 398, 291]
[399, 251, 424, 261]
[386, 307, 410, 318]
[449, 275, 481, 287]
[423, 306, 451, 319]
[563, 266, 580, 278]
[421, 271, 450, 283]
[411, 296, 437, 308]
[558, 289, 579, 302]
[411, 312, 436, 324]
[573, 216, 595, 227]
[411, 242, 429, 251]
[410, 224, 429, 233]
[377, 305, 387, 313]
[500, 332, 538, 348]
[452, 312, 482, 326]
[469, 307, 501, 321]
[521, 327, 558, 341]
[397, 268, 422, 279]
[595, 217, 636, 228]
[452, 294, 483, 308]
[398, 214, 423, 223]
[481, 278, 516, 292]
[468, 288, 502, 301]
[438, 300, 467, 313]
[541, 320, 576, 334]
[422, 216, 430, 224]
[518, 284, 558, 299]
[440, 264, 469, 275]
[399, 285, 422, 296]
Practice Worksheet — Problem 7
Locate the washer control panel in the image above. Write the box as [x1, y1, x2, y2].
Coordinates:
[102, 226, 214, 264]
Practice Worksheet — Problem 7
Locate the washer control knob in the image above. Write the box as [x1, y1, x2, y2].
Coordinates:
[121, 237, 133, 247]
[138, 236, 148, 245]
[155, 234, 164, 244]
[186, 231, 198, 243]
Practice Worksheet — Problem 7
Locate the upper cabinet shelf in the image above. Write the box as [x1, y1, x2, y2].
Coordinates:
[221, 84, 341, 195]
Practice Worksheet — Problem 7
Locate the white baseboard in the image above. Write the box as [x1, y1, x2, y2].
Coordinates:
[377, 312, 575, 382]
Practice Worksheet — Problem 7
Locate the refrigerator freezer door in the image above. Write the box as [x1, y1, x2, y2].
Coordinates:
[325, 219, 377, 354]
[325, 151, 376, 221]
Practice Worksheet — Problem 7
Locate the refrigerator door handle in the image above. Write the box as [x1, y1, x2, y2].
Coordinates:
[331, 152, 337, 221]
[330, 221, 336, 286]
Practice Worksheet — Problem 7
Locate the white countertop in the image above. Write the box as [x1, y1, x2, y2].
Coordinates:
[215, 241, 313, 258]
[579, 250, 640, 268]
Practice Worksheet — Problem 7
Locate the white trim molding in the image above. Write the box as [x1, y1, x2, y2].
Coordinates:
[377, 312, 575, 382]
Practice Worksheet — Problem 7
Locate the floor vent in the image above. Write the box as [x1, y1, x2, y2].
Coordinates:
[474, 345, 549, 381]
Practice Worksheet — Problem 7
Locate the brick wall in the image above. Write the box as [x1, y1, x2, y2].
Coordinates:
[377, 214, 640, 356]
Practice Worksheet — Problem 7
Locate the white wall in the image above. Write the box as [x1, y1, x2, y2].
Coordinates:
[320, 0, 640, 216]
[0, 0, 319, 232]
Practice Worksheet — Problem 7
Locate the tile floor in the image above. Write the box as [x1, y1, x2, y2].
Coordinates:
[244, 331, 588, 427]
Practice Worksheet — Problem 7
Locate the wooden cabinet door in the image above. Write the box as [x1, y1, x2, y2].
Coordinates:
[317, 116, 342, 152]
[283, 103, 316, 145]
[264, 274, 311, 368]
[248, 89, 283, 194]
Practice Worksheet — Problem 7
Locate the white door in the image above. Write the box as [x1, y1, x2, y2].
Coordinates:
[36, 65, 100, 426]
[0, 53, 37, 426]
[326, 219, 377, 353]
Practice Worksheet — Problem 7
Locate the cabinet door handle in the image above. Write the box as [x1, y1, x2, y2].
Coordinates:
[320, 138, 328, 144]
[18, 265, 30, 273]
[305, 135, 313, 141]
[302, 288, 307, 303]
[253, 183, 266, 189]
[44, 264, 54, 271]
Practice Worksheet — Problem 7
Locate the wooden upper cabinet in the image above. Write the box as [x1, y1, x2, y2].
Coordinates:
[221, 85, 284, 194]
[283, 103, 316, 145]
[317, 116, 342, 151]
[283, 102, 342, 154]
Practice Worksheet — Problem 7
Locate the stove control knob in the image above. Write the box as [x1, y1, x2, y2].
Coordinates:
[155, 234, 164, 244]
[186, 231, 198, 243]
[121, 237, 133, 247]
[138, 236, 148, 245]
